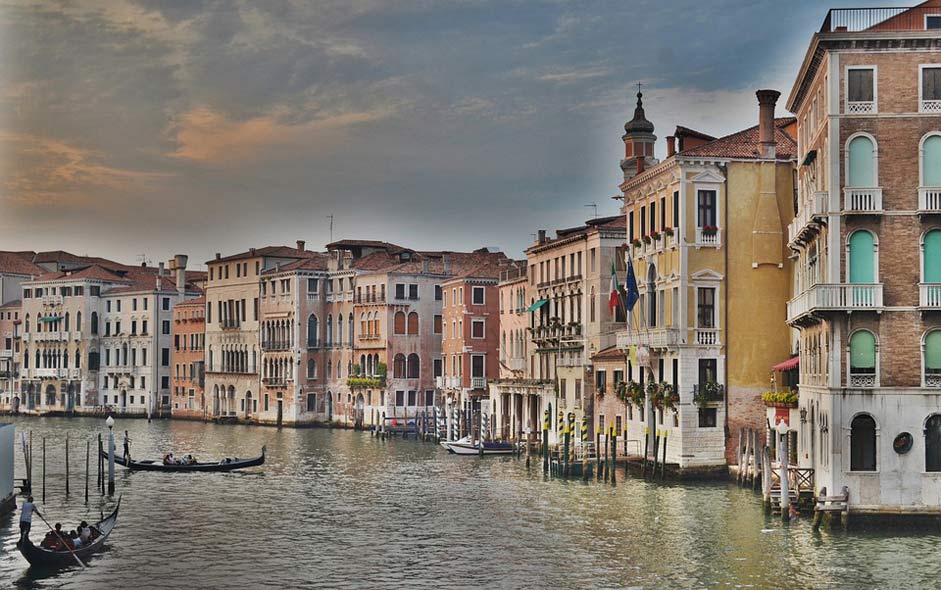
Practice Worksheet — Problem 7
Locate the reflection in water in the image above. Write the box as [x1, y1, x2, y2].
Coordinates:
[0, 416, 939, 589]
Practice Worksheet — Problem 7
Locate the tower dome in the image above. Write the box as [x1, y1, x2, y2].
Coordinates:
[623, 91, 655, 135]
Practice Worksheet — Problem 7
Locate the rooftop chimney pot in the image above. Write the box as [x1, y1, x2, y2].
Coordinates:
[666, 136, 676, 157]
[636, 157, 645, 174]
[756, 89, 781, 159]
[215, 253, 221, 260]
[296, 240, 305, 252]
[537, 230, 547, 245]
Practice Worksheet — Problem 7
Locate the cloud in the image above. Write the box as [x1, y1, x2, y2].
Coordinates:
[167, 105, 394, 164]
[538, 66, 611, 84]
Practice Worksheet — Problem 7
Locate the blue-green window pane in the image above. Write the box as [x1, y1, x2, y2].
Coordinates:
[926, 331, 941, 370]
[925, 136, 941, 186]
[848, 136, 874, 187]
[850, 331, 876, 369]
[925, 230, 941, 283]
[849, 231, 875, 283]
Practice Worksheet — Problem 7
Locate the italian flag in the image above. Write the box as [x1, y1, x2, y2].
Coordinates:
[608, 262, 620, 315]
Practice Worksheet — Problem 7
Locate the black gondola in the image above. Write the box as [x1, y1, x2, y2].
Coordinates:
[102, 446, 265, 472]
[17, 497, 121, 568]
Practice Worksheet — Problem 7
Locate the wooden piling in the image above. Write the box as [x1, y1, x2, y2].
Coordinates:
[641, 426, 649, 477]
[542, 409, 549, 473]
[651, 430, 660, 479]
[85, 439, 90, 504]
[610, 426, 617, 485]
[65, 434, 70, 496]
[42, 436, 46, 503]
[660, 429, 668, 480]
[596, 426, 603, 481]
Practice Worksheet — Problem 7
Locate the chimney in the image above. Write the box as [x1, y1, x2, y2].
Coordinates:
[215, 253, 221, 260]
[756, 89, 781, 159]
[422, 259, 430, 273]
[443, 255, 451, 274]
[296, 240, 305, 252]
[174, 254, 188, 297]
[157, 262, 164, 291]
[636, 157, 645, 175]
[537, 230, 546, 245]
[666, 136, 676, 157]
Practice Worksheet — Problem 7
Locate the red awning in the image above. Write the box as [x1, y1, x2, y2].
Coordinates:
[772, 356, 799, 372]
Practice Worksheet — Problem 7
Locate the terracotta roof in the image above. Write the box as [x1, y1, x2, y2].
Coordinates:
[679, 117, 797, 160]
[592, 345, 627, 362]
[176, 296, 206, 306]
[208, 246, 314, 265]
[34, 264, 131, 283]
[262, 254, 331, 274]
[0, 251, 45, 276]
[0, 299, 22, 310]
[326, 239, 405, 252]
[674, 126, 716, 142]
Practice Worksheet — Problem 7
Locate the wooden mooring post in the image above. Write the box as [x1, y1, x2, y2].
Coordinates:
[85, 439, 90, 504]
[641, 426, 649, 477]
[42, 436, 46, 503]
[610, 426, 617, 485]
[542, 409, 549, 474]
[65, 434, 70, 496]
[660, 429, 668, 480]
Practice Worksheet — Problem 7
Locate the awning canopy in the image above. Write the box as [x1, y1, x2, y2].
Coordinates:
[39, 316, 58, 323]
[772, 356, 799, 372]
[801, 150, 817, 166]
[526, 299, 549, 312]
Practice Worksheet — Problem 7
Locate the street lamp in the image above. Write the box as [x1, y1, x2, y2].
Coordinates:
[106, 415, 115, 431]
[105, 415, 115, 495]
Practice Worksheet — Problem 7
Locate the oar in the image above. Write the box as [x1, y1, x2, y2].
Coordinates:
[36, 512, 86, 569]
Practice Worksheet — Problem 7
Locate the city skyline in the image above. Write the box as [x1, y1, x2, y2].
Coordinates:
[0, 0, 910, 268]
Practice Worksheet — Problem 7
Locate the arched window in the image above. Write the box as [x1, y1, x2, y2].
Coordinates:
[849, 231, 875, 283]
[326, 314, 333, 345]
[924, 330, 941, 387]
[348, 315, 354, 346]
[407, 353, 420, 379]
[25, 314, 30, 333]
[923, 229, 941, 287]
[850, 414, 877, 471]
[393, 353, 406, 378]
[926, 415, 941, 472]
[76, 311, 82, 331]
[849, 330, 877, 388]
[337, 314, 344, 346]
[64, 312, 70, 331]
[407, 312, 419, 335]
[647, 265, 657, 327]
[589, 288, 595, 323]
[360, 313, 367, 336]
[394, 311, 406, 334]
[847, 135, 875, 187]
[307, 314, 318, 347]
[90, 312, 98, 335]
[922, 133, 941, 187]
[308, 358, 317, 379]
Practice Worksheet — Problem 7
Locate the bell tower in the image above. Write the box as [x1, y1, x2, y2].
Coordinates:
[620, 90, 658, 181]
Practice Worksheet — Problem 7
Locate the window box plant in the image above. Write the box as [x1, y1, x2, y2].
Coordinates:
[663, 226, 674, 237]
[632, 238, 643, 248]
[701, 225, 718, 236]
[650, 230, 661, 242]
[761, 390, 798, 408]
[693, 381, 724, 407]
[642, 235, 652, 245]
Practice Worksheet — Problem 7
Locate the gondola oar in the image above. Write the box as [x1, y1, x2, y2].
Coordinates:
[36, 512, 86, 569]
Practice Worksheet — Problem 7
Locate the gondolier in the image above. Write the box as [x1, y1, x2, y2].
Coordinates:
[19, 496, 40, 542]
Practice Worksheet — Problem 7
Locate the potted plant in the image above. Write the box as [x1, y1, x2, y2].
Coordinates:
[646, 381, 662, 408]
[663, 226, 674, 237]
[632, 238, 643, 248]
[650, 230, 661, 242]
[659, 382, 678, 411]
[701, 224, 718, 236]
[622, 381, 644, 407]
[642, 235, 652, 245]
[761, 390, 798, 408]
[694, 381, 723, 408]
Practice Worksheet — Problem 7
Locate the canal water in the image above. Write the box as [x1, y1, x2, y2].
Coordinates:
[1, 417, 939, 589]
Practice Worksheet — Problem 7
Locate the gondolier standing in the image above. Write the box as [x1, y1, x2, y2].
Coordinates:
[123, 430, 131, 462]
[19, 495, 40, 542]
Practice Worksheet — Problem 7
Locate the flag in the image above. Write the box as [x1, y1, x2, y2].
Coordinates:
[608, 262, 621, 315]
[624, 259, 640, 312]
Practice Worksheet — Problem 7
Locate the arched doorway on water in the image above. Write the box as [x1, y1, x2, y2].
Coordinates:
[120, 389, 127, 411]
[244, 391, 253, 420]
[354, 393, 365, 429]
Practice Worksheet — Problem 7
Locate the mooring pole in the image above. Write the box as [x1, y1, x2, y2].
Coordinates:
[563, 415, 571, 477]
[85, 439, 90, 504]
[42, 436, 46, 503]
[610, 425, 617, 484]
[660, 429, 668, 480]
[651, 430, 660, 479]
[596, 424, 603, 481]
[642, 426, 649, 477]
[107, 424, 116, 496]
[65, 434, 70, 496]
[97, 434, 102, 494]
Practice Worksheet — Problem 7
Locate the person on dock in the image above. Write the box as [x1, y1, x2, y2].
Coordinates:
[19, 496, 40, 543]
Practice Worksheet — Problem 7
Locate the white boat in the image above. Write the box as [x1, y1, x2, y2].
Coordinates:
[440, 435, 471, 451]
[447, 440, 516, 456]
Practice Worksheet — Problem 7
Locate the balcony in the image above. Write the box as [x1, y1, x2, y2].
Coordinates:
[556, 355, 585, 368]
[262, 340, 292, 351]
[695, 227, 721, 248]
[692, 383, 725, 403]
[788, 191, 829, 246]
[0, 350, 12, 359]
[919, 187, 941, 214]
[262, 377, 286, 386]
[220, 319, 240, 330]
[843, 187, 882, 213]
[35, 368, 66, 379]
[848, 372, 877, 388]
[787, 283, 883, 324]
[471, 377, 487, 389]
[926, 372, 941, 388]
[616, 327, 682, 350]
[41, 295, 63, 306]
[845, 101, 875, 115]
[920, 284, 941, 309]
[695, 328, 720, 346]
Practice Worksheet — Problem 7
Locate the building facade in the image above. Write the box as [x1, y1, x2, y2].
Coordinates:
[171, 295, 206, 419]
[786, 3, 941, 512]
[0, 300, 22, 409]
[608, 91, 796, 473]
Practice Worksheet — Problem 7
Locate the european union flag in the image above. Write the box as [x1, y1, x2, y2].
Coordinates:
[624, 260, 639, 311]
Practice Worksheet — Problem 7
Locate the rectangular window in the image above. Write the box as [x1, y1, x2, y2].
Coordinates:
[472, 286, 485, 305]
[433, 315, 442, 334]
[640, 205, 647, 236]
[649, 201, 656, 232]
[161, 348, 170, 366]
[471, 319, 485, 339]
[629, 211, 635, 241]
[433, 358, 442, 378]
[697, 288, 716, 328]
[424, 390, 435, 407]
[395, 284, 406, 300]
[308, 278, 319, 294]
[162, 297, 170, 311]
[698, 358, 718, 385]
[162, 320, 170, 335]
[660, 196, 666, 229]
[928, 15, 941, 29]
[613, 369, 624, 386]
[161, 376, 169, 389]
[595, 370, 606, 394]
[471, 354, 485, 378]
[922, 66, 941, 104]
[847, 67, 874, 103]
[590, 249, 596, 273]
[408, 284, 419, 300]
[395, 390, 405, 406]
[698, 407, 717, 428]
[697, 190, 717, 227]
[435, 285, 442, 301]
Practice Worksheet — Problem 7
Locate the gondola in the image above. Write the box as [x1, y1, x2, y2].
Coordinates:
[102, 446, 265, 472]
[17, 497, 121, 568]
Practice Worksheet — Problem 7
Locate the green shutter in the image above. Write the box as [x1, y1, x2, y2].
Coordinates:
[848, 136, 874, 187]
[850, 331, 876, 370]
[925, 136, 941, 186]
[926, 331, 941, 370]
[849, 231, 875, 284]
[925, 230, 941, 283]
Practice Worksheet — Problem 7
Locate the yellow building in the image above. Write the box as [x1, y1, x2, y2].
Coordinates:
[606, 90, 797, 473]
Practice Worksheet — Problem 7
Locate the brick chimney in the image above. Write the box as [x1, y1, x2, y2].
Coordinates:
[442, 255, 451, 274]
[537, 230, 546, 245]
[756, 89, 781, 159]
[157, 261, 164, 291]
[666, 136, 676, 157]
[173, 254, 188, 296]
[636, 157, 645, 175]
[296, 240, 305, 252]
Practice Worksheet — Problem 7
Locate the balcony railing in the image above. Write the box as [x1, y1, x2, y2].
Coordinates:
[788, 190, 829, 245]
[849, 372, 877, 388]
[919, 187, 941, 213]
[41, 295, 63, 306]
[353, 295, 386, 304]
[846, 101, 875, 115]
[821, 7, 941, 33]
[220, 319, 240, 330]
[926, 372, 941, 388]
[471, 377, 487, 389]
[306, 339, 319, 349]
[695, 227, 721, 247]
[695, 328, 720, 346]
[844, 187, 882, 213]
[692, 383, 725, 403]
[35, 368, 66, 378]
[787, 283, 883, 323]
[920, 284, 941, 309]
[262, 376, 286, 386]
[616, 327, 682, 349]
[261, 341, 291, 351]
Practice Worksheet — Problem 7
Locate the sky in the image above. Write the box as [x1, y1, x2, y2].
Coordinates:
[0, 0, 913, 268]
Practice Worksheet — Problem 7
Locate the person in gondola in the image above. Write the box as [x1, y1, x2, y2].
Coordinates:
[19, 496, 40, 543]
[79, 521, 91, 545]
[163, 452, 176, 465]
[41, 523, 64, 549]
[123, 430, 131, 462]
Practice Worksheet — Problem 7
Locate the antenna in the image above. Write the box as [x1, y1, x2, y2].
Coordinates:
[327, 215, 334, 243]
[584, 202, 598, 219]
[137, 253, 151, 266]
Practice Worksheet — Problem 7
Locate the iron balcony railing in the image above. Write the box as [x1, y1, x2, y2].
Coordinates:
[821, 7, 939, 33]
[693, 383, 725, 403]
